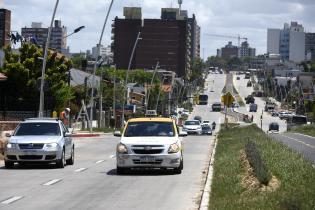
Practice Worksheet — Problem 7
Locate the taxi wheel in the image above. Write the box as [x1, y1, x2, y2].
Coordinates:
[174, 157, 183, 174]
[5, 161, 14, 169]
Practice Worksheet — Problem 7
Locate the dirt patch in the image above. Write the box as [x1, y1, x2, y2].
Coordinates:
[240, 150, 280, 193]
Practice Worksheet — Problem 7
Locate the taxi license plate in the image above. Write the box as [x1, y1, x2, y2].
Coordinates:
[140, 156, 155, 162]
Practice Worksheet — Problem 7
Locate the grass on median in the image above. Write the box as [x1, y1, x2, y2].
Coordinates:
[290, 124, 315, 137]
[209, 124, 315, 210]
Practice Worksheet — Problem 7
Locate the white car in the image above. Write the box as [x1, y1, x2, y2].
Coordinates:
[202, 120, 211, 126]
[182, 120, 202, 135]
[4, 118, 74, 168]
[114, 117, 187, 174]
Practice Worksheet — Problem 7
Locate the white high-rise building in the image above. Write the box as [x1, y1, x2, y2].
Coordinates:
[267, 22, 305, 63]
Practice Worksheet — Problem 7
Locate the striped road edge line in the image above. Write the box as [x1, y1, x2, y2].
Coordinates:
[282, 134, 315, 149]
[42, 179, 62, 186]
[1, 196, 24, 205]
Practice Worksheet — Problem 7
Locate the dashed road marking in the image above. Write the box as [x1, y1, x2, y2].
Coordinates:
[74, 168, 87, 172]
[95, 160, 105, 164]
[1, 196, 23, 205]
[110, 155, 116, 159]
[43, 179, 62, 186]
[282, 134, 315, 149]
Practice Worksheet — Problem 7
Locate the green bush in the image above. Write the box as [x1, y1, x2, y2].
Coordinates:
[245, 140, 271, 185]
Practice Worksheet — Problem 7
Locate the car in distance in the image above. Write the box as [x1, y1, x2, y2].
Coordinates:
[201, 125, 212, 135]
[236, 76, 240, 80]
[245, 95, 255, 104]
[193, 116, 202, 123]
[247, 81, 252, 87]
[268, 122, 279, 133]
[212, 102, 222, 112]
[202, 120, 211, 126]
[4, 118, 74, 169]
[114, 117, 186, 174]
[183, 120, 202, 135]
[249, 103, 258, 112]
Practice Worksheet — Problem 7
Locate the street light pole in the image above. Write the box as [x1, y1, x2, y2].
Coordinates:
[65, 26, 85, 38]
[121, 32, 141, 127]
[89, 0, 114, 132]
[146, 61, 159, 111]
[38, 0, 60, 118]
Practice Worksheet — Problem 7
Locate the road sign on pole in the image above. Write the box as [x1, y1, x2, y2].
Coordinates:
[221, 92, 235, 107]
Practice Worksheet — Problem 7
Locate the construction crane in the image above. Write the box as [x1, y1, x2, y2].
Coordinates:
[205, 33, 248, 48]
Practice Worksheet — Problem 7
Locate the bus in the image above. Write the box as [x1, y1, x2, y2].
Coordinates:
[198, 95, 208, 105]
[287, 115, 308, 130]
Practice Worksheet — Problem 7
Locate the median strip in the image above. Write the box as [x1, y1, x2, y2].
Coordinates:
[1, 196, 23, 205]
[209, 124, 315, 210]
[42, 179, 62, 186]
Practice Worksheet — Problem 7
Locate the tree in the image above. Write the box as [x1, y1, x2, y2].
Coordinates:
[0, 43, 74, 112]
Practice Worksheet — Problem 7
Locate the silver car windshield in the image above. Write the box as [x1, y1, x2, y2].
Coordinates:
[124, 122, 175, 137]
[14, 123, 61, 136]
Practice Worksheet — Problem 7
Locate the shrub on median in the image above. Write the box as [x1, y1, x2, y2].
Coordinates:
[245, 140, 271, 185]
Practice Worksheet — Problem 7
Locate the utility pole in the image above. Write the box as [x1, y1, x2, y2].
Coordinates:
[112, 65, 117, 129]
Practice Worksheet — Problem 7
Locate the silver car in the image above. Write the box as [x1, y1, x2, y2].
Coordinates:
[4, 118, 74, 168]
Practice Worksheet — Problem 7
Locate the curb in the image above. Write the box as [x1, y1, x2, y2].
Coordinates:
[199, 134, 218, 210]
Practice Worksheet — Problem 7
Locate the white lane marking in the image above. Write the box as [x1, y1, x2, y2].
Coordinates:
[1, 196, 24, 205]
[74, 168, 87, 172]
[110, 155, 116, 159]
[291, 132, 315, 140]
[281, 134, 315, 149]
[95, 160, 105, 164]
[43, 179, 62, 186]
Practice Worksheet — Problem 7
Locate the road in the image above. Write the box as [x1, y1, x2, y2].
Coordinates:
[0, 73, 225, 210]
[232, 73, 287, 132]
[269, 132, 315, 165]
[232, 72, 315, 165]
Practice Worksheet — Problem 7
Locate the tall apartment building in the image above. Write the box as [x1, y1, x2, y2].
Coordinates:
[22, 20, 67, 52]
[112, 7, 198, 78]
[305, 33, 315, 61]
[188, 14, 201, 61]
[238, 41, 256, 58]
[267, 22, 305, 63]
[0, 9, 11, 48]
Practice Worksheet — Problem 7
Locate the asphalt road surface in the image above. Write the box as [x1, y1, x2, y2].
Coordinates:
[0, 73, 225, 210]
[269, 132, 315, 165]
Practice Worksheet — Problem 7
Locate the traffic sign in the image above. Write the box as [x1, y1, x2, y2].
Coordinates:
[221, 92, 235, 107]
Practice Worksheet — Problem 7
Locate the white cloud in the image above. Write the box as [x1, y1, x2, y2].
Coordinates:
[3, 0, 315, 58]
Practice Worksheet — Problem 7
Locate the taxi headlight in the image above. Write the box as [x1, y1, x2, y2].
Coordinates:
[168, 143, 180, 154]
[6, 143, 17, 149]
[117, 143, 128, 154]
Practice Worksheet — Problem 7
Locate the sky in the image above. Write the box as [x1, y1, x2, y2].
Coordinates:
[2, 0, 315, 58]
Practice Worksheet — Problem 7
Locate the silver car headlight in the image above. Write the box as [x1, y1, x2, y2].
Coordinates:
[6, 143, 17, 149]
[168, 143, 180, 154]
[45, 143, 58, 150]
[117, 143, 128, 154]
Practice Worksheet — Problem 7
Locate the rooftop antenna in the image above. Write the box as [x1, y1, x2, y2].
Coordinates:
[178, 0, 183, 15]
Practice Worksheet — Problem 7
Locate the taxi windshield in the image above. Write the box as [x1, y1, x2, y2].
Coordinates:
[124, 122, 175, 137]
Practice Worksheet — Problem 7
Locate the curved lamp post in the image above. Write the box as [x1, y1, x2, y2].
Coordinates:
[89, 0, 115, 132]
[65, 26, 85, 38]
[121, 32, 142, 127]
[38, 0, 60, 117]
